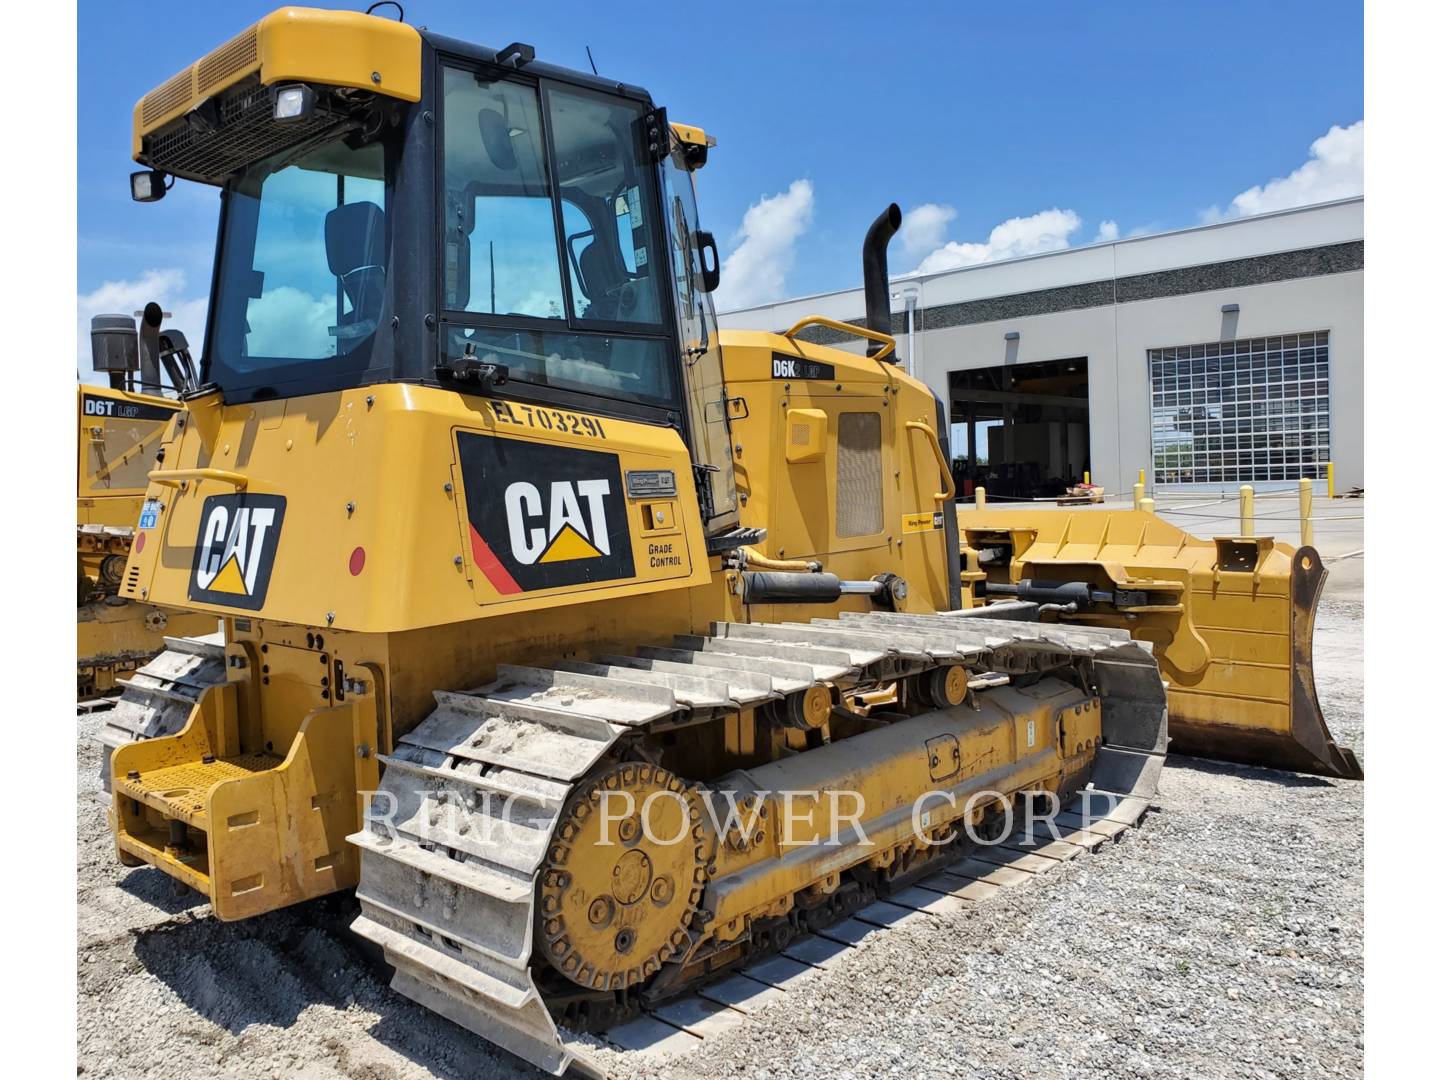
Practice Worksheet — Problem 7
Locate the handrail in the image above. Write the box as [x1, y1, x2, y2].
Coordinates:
[781, 316, 895, 362]
[147, 467, 249, 490]
[904, 420, 957, 504]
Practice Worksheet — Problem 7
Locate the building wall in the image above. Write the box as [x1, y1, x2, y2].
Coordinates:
[719, 198, 1364, 492]
[912, 270, 1362, 491]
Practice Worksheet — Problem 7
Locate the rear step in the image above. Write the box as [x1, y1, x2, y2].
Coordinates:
[96, 632, 228, 792]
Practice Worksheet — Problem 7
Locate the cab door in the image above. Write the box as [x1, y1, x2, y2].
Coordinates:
[661, 145, 739, 535]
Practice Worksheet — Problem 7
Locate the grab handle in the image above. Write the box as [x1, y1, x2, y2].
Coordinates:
[781, 316, 895, 362]
[147, 467, 249, 490]
[905, 420, 956, 504]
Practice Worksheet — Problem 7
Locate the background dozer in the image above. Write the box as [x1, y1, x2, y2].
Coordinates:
[78, 315, 219, 702]
[98, 6, 1338, 1074]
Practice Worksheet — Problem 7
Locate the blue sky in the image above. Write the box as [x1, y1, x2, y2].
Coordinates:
[77, 0, 1362, 343]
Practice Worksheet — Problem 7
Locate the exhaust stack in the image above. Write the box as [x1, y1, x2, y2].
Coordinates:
[862, 203, 902, 357]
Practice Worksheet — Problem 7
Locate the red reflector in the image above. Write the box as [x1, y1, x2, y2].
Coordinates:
[134, 531, 146, 553]
[349, 547, 366, 576]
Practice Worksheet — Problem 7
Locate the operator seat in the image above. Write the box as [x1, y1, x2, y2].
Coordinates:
[578, 241, 620, 321]
[325, 201, 387, 348]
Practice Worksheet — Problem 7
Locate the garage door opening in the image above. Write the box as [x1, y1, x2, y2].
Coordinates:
[949, 357, 1089, 500]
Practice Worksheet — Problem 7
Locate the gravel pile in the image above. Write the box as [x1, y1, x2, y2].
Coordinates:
[77, 566, 1363, 1079]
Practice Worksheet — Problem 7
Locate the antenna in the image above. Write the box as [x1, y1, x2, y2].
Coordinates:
[489, 241, 496, 313]
[585, 46, 598, 75]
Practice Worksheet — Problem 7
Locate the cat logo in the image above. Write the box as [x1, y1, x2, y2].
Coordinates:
[505, 479, 612, 565]
[457, 433, 634, 596]
[188, 494, 286, 611]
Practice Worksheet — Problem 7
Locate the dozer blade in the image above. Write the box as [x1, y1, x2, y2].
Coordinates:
[958, 509, 1362, 781]
[1166, 546, 1361, 779]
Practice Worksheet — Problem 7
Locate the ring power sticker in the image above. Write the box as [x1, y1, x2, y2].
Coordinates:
[138, 498, 162, 530]
[188, 494, 286, 611]
[626, 470, 677, 498]
[902, 510, 945, 534]
[458, 433, 634, 595]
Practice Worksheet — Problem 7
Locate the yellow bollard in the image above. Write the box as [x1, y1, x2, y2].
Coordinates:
[1239, 485, 1254, 537]
[1133, 482, 1144, 508]
[975, 486, 986, 511]
[1326, 461, 1335, 500]
[1083, 470, 1090, 485]
[1300, 478, 1313, 548]
[1138, 467, 1146, 490]
[1140, 497, 1155, 513]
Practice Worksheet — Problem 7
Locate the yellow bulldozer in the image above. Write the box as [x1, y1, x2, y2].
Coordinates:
[97, 7, 1357, 1073]
[78, 319, 220, 705]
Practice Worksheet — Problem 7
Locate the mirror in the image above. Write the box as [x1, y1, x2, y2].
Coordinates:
[694, 230, 720, 293]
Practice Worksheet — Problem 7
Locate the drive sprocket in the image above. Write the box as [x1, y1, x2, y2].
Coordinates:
[536, 763, 707, 992]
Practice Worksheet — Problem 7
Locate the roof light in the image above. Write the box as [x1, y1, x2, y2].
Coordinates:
[273, 84, 316, 122]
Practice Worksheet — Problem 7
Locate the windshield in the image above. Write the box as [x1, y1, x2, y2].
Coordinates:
[440, 67, 676, 406]
[208, 136, 390, 394]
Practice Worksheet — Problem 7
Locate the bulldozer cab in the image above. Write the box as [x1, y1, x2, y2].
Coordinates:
[135, 13, 737, 532]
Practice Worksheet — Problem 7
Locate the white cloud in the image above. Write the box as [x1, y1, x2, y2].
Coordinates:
[911, 208, 1083, 275]
[1094, 219, 1119, 243]
[243, 286, 332, 358]
[713, 179, 815, 311]
[1204, 120, 1363, 221]
[899, 203, 957, 259]
[76, 269, 209, 383]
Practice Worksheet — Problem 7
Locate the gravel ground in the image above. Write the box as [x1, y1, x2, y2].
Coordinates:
[77, 561, 1363, 1080]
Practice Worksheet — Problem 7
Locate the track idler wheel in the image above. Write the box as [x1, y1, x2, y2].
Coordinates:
[914, 664, 969, 709]
[537, 763, 708, 993]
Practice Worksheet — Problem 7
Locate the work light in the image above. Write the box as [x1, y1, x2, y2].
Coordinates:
[129, 170, 168, 203]
[273, 84, 316, 122]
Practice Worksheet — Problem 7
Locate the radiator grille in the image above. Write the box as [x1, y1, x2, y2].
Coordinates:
[836, 412, 883, 538]
[142, 68, 194, 126]
[198, 26, 259, 93]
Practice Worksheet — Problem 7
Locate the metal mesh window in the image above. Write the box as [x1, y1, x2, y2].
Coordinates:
[1148, 332, 1330, 485]
[836, 412, 883, 537]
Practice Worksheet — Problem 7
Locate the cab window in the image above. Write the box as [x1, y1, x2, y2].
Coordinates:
[439, 66, 676, 407]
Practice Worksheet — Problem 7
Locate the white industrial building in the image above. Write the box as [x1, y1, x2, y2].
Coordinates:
[720, 197, 1362, 497]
